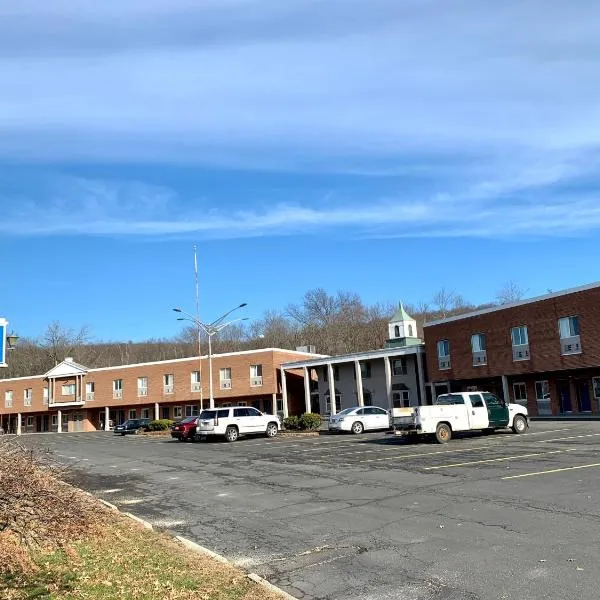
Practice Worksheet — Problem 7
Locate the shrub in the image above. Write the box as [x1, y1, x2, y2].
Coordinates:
[299, 412, 322, 431]
[283, 416, 300, 430]
[147, 419, 175, 431]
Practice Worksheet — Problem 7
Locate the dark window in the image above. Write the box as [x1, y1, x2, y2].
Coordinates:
[394, 325, 400, 337]
[217, 409, 229, 418]
[234, 408, 251, 417]
[482, 393, 505, 407]
[469, 394, 484, 408]
[247, 408, 262, 417]
[161, 407, 170, 420]
[356, 408, 366, 415]
[435, 394, 465, 405]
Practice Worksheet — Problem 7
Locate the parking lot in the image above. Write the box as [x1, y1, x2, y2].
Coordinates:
[23, 421, 600, 600]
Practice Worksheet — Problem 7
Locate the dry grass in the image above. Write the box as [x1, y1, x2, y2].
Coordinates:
[0, 439, 285, 600]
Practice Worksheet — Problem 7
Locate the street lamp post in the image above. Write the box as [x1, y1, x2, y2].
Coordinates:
[173, 304, 247, 409]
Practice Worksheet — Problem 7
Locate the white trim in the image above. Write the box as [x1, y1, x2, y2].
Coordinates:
[282, 345, 424, 370]
[424, 280, 600, 327]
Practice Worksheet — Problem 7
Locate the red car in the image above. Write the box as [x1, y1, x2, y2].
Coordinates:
[170, 417, 199, 442]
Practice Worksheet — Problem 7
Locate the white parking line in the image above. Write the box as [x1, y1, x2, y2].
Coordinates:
[424, 448, 577, 470]
[503, 462, 600, 480]
[541, 433, 600, 443]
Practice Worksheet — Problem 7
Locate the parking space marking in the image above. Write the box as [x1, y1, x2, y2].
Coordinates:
[541, 433, 600, 443]
[424, 448, 577, 470]
[503, 462, 600, 479]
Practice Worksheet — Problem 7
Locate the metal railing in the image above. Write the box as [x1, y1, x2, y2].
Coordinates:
[138, 388, 148, 397]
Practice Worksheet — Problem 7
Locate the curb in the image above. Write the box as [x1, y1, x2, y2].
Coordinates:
[110, 507, 297, 599]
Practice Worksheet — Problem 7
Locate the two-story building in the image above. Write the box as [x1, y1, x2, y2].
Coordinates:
[423, 282, 600, 416]
[0, 348, 317, 434]
[281, 305, 427, 414]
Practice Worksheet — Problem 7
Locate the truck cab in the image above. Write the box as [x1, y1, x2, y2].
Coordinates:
[391, 391, 529, 443]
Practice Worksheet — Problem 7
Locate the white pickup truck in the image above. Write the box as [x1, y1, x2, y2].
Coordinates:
[391, 391, 529, 443]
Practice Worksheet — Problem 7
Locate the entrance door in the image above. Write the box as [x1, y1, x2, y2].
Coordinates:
[576, 381, 592, 413]
[468, 394, 489, 429]
[557, 381, 572, 413]
[72, 413, 85, 432]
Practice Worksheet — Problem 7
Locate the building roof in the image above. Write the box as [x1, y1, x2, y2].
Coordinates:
[390, 303, 413, 323]
[44, 358, 89, 378]
[424, 280, 600, 327]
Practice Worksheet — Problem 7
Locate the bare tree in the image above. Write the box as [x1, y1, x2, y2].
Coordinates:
[41, 321, 92, 367]
[496, 280, 527, 305]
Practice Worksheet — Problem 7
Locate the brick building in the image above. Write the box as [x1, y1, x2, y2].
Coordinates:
[423, 282, 600, 416]
[0, 348, 316, 435]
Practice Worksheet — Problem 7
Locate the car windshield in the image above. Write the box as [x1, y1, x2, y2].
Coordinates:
[199, 410, 217, 420]
[336, 408, 356, 416]
[125, 419, 142, 426]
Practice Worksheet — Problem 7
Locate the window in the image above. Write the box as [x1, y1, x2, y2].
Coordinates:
[161, 406, 170, 420]
[220, 368, 232, 389]
[392, 358, 408, 376]
[191, 371, 201, 383]
[437, 340, 450, 357]
[511, 326, 529, 346]
[62, 383, 75, 395]
[113, 379, 123, 398]
[408, 324, 414, 337]
[471, 333, 486, 352]
[513, 383, 527, 406]
[191, 371, 201, 391]
[277, 398, 284, 412]
[128, 409, 137, 420]
[469, 394, 484, 408]
[51, 415, 58, 427]
[535, 381, 552, 415]
[27, 416, 34, 427]
[593, 378, 600, 401]
[185, 405, 200, 417]
[323, 366, 340, 382]
[363, 390, 373, 406]
[559, 316, 580, 339]
[85, 382, 94, 400]
[392, 391, 410, 408]
[173, 406, 183, 419]
[248, 407, 262, 416]
[4, 390, 13, 408]
[24, 388, 32, 406]
[435, 394, 465, 405]
[234, 407, 251, 417]
[394, 325, 400, 337]
[250, 364, 263, 386]
[482, 392, 505, 407]
[141, 408, 150, 419]
[360, 362, 371, 379]
[137, 377, 148, 396]
[164, 374, 174, 393]
[43, 388, 49, 405]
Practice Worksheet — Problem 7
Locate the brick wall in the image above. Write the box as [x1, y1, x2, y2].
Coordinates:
[424, 286, 600, 382]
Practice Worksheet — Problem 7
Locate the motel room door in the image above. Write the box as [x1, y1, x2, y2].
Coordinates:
[576, 380, 592, 413]
[557, 380, 572, 413]
[71, 413, 85, 432]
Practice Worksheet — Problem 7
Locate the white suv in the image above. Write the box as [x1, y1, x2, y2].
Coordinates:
[196, 406, 281, 442]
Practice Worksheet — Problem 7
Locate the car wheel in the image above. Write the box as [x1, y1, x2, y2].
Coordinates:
[121, 433, 126, 437]
[265, 422, 278, 438]
[512, 415, 527, 434]
[435, 423, 452, 444]
[351, 421, 364, 435]
[225, 426, 239, 442]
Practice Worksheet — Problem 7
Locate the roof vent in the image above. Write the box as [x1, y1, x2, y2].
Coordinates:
[296, 345, 316, 354]
[65, 357, 74, 363]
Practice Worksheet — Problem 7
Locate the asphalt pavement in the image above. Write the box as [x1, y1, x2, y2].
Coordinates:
[20, 421, 600, 600]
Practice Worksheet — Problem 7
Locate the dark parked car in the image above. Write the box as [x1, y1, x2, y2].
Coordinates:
[114, 418, 152, 436]
[170, 417, 200, 442]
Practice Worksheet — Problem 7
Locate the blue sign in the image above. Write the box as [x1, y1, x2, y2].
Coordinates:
[0, 319, 6, 367]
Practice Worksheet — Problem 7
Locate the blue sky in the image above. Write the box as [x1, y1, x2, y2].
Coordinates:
[1, 0, 599, 341]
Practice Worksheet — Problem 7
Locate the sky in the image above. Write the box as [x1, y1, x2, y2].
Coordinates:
[1, 0, 599, 342]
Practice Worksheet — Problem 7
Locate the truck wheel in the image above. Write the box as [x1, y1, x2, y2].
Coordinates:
[483, 428, 496, 435]
[351, 421, 364, 435]
[435, 423, 452, 444]
[225, 426, 239, 442]
[512, 415, 527, 434]
[265, 422, 278, 438]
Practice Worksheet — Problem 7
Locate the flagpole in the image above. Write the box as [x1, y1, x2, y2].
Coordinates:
[194, 245, 204, 410]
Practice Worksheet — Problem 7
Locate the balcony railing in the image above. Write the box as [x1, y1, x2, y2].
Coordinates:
[472, 350, 487, 366]
[220, 379, 232, 389]
[191, 382, 202, 392]
[438, 357, 451, 370]
[86, 392, 95, 401]
[138, 387, 148, 397]
[561, 335, 582, 356]
[164, 385, 174, 394]
[113, 389, 123, 399]
[250, 376, 263, 387]
[512, 344, 530, 361]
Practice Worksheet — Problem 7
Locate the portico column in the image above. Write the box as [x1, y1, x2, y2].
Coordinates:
[16, 413, 22, 436]
[303, 367, 312, 414]
[280, 367, 289, 418]
[272, 393, 277, 416]
[417, 352, 427, 407]
[57, 410, 63, 433]
[154, 402, 160, 421]
[384, 356, 393, 411]
[354, 360, 364, 407]
[327, 363, 337, 415]
[501, 375, 510, 403]
[104, 407, 110, 431]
